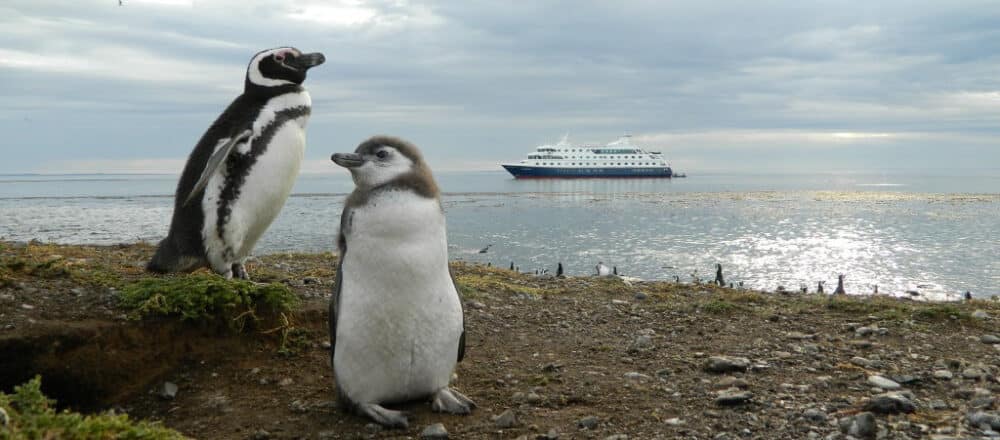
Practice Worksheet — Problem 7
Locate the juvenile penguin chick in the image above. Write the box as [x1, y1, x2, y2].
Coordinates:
[329, 136, 474, 428]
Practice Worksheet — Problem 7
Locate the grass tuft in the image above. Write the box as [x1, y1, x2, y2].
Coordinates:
[118, 274, 298, 331]
[0, 376, 187, 439]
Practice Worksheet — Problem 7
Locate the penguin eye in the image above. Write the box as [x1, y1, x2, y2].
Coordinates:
[375, 150, 389, 159]
[274, 54, 285, 62]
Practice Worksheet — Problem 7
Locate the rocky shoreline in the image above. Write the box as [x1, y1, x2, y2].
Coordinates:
[1, 241, 999, 439]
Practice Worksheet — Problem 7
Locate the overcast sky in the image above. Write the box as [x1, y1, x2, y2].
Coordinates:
[2, 0, 999, 174]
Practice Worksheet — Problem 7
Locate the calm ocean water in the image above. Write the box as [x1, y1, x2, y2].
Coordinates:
[1, 170, 997, 300]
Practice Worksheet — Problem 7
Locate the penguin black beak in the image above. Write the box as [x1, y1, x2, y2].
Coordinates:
[332, 153, 365, 168]
[289, 52, 325, 70]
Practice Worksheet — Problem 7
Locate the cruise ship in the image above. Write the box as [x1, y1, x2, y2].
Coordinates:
[501, 135, 673, 178]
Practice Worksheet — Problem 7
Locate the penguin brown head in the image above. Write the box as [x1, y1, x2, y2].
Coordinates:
[332, 136, 439, 198]
[245, 46, 325, 91]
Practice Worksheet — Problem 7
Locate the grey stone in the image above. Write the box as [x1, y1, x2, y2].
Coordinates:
[526, 392, 543, 404]
[890, 375, 920, 385]
[604, 435, 628, 440]
[972, 310, 991, 320]
[160, 381, 178, 400]
[578, 416, 599, 429]
[867, 375, 901, 390]
[967, 412, 1000, 430]
[628, 335, 653, 352]
[933, 370, 953, 380]
[839, 412, 877, 439]
[634, 292, 648, 300]
[251, 429, 270, 440]
[803, 408, 827, 423]
[278, 377, 294, 387]
[981, 334, 1000, 344]
[864, 392, 916, 414]
[704, 356, 751, 373]
[467, 300, 486, 310]
[715, 388, 753, 406]
[536, 428, 560, 440]
[421, 422, 449, 439]
[963, 368, 987, 380]
[494, 409, 518, 429]
[623, 372, 651, 381]
[664, 417, 684, 426]
[786, 331, 815, 340]
[288, 399, 308, 413]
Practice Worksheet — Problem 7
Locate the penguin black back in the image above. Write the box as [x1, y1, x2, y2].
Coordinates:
[148, 47, 324, 274]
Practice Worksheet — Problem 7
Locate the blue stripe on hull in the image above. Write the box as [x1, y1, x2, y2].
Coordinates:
[502, 165, 673, 178]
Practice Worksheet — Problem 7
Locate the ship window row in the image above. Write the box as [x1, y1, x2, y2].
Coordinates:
[535, 162, 661, 166]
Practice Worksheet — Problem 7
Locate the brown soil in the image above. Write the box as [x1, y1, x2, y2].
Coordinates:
[1, 241, 999, 439]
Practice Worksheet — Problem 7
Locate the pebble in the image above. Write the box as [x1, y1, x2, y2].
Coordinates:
[578, 416, 599, 429]
[715, 376, 749, 389]
[278, 377, 294, 387]
[160, 381, 178, 400]
[929, 399, 949, 410]
[933, 370, 953, 380]
[962, 367, 987, 380]
[981, 334, 1000, 344]
[715, 388, 753, 406]
[864, 392, 916, 414]
[839, 412, 877, 439]
[628, 335, 653, 352]
[494, 409, 517, 429]
[536, 428, 560, 439]
[786, 331, 815, 340]
[972, 310, 991, 320]
[251, 429, 271, 440]
[703, 356, 750, 373]
[420, 423, 449, 439]
[968, 412, 1000, 430]
[288, 400, 308, 413]
[634, 292, 648, 300]
[798, 410, 827, 428]
[526, 392, 542, 404]
[320, 341, 331, 349]
[604, 435, 628, 440]
[467, 300, 486, 310]
[623, 372, 651, 381]
[664, 417, 684, 426]
[867, 375, 901, 390]
[20, 303, 35, 310]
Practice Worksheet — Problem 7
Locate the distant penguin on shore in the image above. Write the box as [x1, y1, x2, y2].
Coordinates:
[714, 263, 725, 287]
[510, 262, 514, 271]
[147, 47, 325, 279]
[965, 291, 973, 300]
[329, 136, 474, 428]
[817, 281, 825, 294]
[557, 262, 564, 277]
[478, 244, 492, 254]
[596, 262, 611, 277]
[833, 275, 846, 295]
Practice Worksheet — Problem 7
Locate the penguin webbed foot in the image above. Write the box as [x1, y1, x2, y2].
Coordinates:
[231, 263, 250, 280]
[357, 403, 409, 429]
[431, 387, 476, 415]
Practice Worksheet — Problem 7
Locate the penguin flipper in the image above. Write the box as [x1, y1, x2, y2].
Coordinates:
[183, 128, 253, 206]
[329, 254, 343, 353]
[448, 266, 466, 363]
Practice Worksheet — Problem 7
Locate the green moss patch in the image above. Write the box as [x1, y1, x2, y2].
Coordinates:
[0, 376, 186, 439]
[118, 274, 298, 331]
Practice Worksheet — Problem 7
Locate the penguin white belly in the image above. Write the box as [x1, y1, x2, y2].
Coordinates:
[335, 191, 463, 404]
[228, 120, 306, 258]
